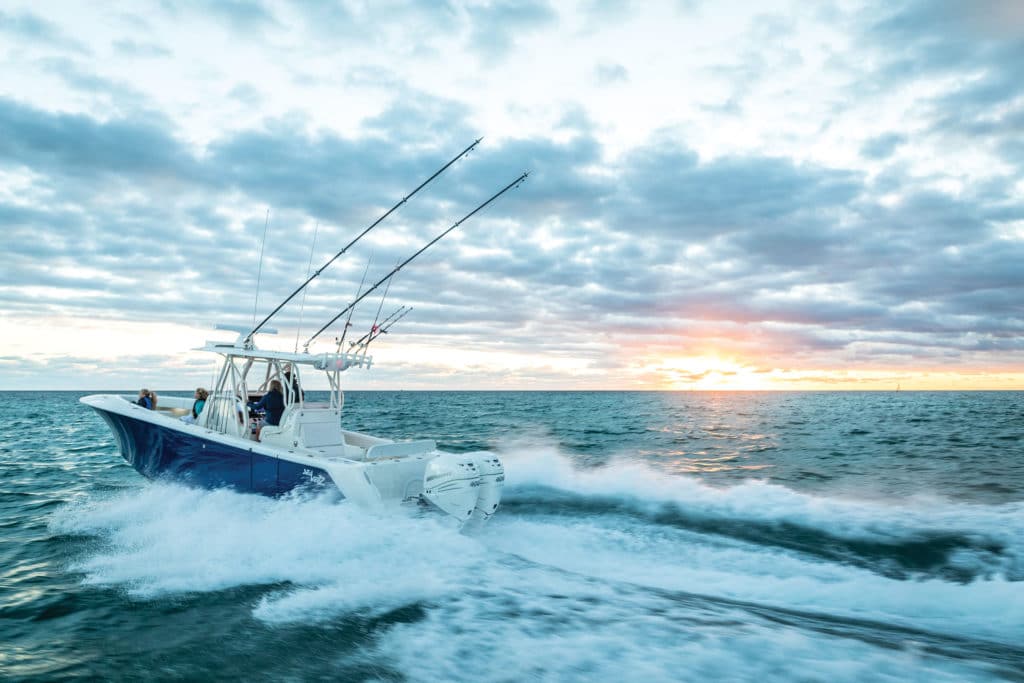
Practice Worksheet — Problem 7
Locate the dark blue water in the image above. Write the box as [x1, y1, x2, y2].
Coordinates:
[2, 391, 1022, 681]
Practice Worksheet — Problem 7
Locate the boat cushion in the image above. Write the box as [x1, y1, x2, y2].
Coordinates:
[301, 422, 344, 447]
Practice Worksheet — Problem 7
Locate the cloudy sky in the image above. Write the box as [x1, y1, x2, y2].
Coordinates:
[1, 0, 1022, 390]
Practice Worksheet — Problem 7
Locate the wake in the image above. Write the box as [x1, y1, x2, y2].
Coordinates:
[49, 444, 1023, 653]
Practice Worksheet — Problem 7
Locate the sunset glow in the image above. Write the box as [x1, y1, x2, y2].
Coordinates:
[639, 353, 1024, 392]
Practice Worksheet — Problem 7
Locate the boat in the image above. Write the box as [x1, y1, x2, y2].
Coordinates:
[80, 327, 504, 527]
[81, 141, 527, 528]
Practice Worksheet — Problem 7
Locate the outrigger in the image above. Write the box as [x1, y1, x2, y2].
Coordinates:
[81, 141, 527, 528]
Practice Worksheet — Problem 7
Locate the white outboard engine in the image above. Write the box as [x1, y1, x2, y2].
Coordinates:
[469, 454, 504, 524]
[422, 453, 482, 523]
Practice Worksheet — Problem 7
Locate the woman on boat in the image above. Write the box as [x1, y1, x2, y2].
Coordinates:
[192, 388, 208, 419]
[248, 380, 285, 438]
[136, 389, 153, 409]
[181, 388, 208, 424]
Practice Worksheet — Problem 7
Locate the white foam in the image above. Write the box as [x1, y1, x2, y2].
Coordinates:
[479, 513, 1024, 646]
[51, 482, 483, 619]
[372, 557, 1002, 683]
[50, 461, 1022, 679]
[497, 437, 1024, 577]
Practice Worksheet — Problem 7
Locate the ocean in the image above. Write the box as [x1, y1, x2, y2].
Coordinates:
[1, 390, 1022, 681]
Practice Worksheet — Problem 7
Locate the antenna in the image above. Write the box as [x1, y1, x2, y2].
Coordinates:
[293, 221, 320, 353]
[252, 209, 271, 329]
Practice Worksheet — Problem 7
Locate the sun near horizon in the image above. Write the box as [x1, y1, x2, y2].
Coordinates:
[0, 315, 1021, 392]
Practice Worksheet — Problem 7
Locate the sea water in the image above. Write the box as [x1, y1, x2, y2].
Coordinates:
[1, 390, 1022, 681]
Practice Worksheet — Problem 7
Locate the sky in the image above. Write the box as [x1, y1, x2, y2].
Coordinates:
[1, 0, 1022, 391]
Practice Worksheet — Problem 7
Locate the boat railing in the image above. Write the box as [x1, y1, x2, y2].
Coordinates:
[200, 394, 248, 438]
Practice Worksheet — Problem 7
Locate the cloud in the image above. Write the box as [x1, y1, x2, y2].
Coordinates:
[168, 0, 280, 33]
[466, 0, 558, 63]
[0, 97, 194, 184]
[0, 9, 88, 53]
[860, 133, 906, 160]
[274, 1, 553, 64]
[579, 0, 633, 22]
[594, 62, 629, 85]
[610, 141, 862, 241]
[854, 0, 1024, 169]
[2, 88, 1021, 378]
[0, 2, 1022, 388]
[37, 57, 149, 109]
[227, 82, 262, 107]
[112, 38, 172, 58]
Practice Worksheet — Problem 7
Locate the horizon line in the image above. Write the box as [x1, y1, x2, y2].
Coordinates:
[2, 388, 1021, 393]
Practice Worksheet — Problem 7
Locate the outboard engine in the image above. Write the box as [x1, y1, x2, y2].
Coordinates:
[421, 453, 481, 523]
[470, 454, 504, 523]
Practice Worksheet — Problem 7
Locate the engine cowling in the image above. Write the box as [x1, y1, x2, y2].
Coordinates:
[421, 453, 481, 523]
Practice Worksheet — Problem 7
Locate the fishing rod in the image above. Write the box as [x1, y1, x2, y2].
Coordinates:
[305, 170, 529, 350]
[244, 137, 483, 343]
[335, 254, 373, 352]
[349, 305, 409, 349]
[362, 305, 413, 350]
[358, 263, 398, 350]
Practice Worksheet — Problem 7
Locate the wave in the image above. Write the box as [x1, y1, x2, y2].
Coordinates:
[497, 438, 1024, 583]
[47, 445, 1024, 675]
[480, 440, 1024, 646]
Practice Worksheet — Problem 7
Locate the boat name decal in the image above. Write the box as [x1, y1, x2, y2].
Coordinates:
[302, 468, 327, 486]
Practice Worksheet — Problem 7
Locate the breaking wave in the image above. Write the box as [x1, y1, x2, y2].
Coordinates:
[500, 441, 1024, 584]
[49, 440, 1024, 681]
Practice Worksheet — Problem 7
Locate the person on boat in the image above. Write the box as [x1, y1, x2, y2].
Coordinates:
[248, 380, 285, 438]
[181, 388, 208, 424]
[283, 369, 303, 403]
[150, 391, 158, 410]
[192, 388, 208, 418]
[136, 389, 153, 409]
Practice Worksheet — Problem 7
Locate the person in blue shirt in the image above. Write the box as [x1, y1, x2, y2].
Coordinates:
[192, 388, 208, 419]
[248, 380, 285, 438]
[136, 389, 153, 409]
[181, 387, 208, 424]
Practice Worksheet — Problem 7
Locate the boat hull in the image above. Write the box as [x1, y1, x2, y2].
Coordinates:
[87, 400, 337, 496]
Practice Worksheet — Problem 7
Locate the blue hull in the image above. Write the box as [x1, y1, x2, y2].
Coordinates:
[90, 406, 337, 496]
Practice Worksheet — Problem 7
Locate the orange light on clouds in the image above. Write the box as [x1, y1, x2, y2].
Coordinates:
[640, 353, 1024, 391]
[2, 314, 1021, 391]
[640, 354, 774, 391]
